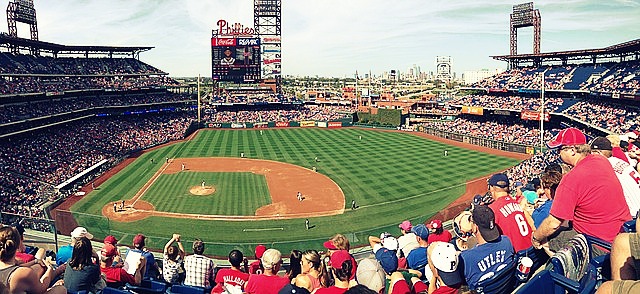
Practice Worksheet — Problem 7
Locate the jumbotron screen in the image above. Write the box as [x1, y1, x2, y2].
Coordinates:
[211, 38, 261, 82]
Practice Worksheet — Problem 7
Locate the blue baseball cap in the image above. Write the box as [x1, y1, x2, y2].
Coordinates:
[488, 173, 510, 188]
[374, 248, 398, 275]
[411, 224, 430, 240]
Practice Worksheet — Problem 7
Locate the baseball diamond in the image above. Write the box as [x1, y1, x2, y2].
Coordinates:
[62, 128, 522, 256]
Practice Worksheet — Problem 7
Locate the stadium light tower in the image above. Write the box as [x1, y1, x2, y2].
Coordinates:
[510, 2, 541, 67]
[6, 0, 39, 55]
[254, 0, 282, 94]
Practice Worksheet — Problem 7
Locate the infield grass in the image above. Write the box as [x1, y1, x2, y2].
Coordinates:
[71, 128, 521, 256]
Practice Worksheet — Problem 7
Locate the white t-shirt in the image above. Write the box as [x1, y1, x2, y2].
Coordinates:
[397, 233, 419, 258]
[608, 156, 640, 217]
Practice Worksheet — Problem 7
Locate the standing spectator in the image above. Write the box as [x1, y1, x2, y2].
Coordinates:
[590, 136, 640, 217]
[286, 250, 302, 281]
[487, 173, 533, 252]
[100, 243, 146, 287]
[397, 221, 419, 259]
[427, 219, 452, 244]
[57, 227, 93, 266]
[211, 250, 249, 294]
[126, 234, 159, 279]
[63, 237, 102, 293]
[245, 249, 290, 294]
[533, 128, 631, 251]
[163, 234, 185, 285]
[184, 239, 215, 288]
[0, 226, 65, 294]
[249, 245, 266, 275]
[459, 205, 515, 291]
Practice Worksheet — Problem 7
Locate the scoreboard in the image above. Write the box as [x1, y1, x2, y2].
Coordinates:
[211, 38, 262, 82]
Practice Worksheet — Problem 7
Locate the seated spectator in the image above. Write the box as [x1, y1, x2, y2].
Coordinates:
[285, 250, 302, 281]
[367, 234, 399, 276]
[249, 245, 266, 275]
[100, 243, 145, 287]
[162, 234, 185, 285]
[184, 239, 215, 288]
[0, 226, 66, 294]
[487, 173, 533, 252]
[245, 249, 290, 294]
[103, 235, 123, 268]
[63, 237, 102, 293]
[427, 219, 452, 244]
[355, 258, 385, 293]
[385, 271, 427, 294]
[211, 249, 249, 294]
[459, 205, 515, 291]
[533, 128, 631, 251]
[531, 170, 562, 229]
[315, 251, 354, 294]
[295, 250, 329, 291]
[57, 227, 93, 266]
[126, 234, 159, 280]
[426, 242, 462, 294]
[407, 225, 429, 276]
[397, 221, 419, 259]
[596, 232, 640, 293]
[323, 234, 357, 281]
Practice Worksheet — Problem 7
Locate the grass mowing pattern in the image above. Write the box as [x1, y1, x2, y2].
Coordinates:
[71, 128, 520, 256]
[145, 172, 270, 215]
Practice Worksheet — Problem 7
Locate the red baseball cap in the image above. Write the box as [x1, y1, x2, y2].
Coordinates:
[323, 240, 338, 250]
[329, 250, 351, 268]
[133, 234, 145, 246]
[104, 235, 117, 245]
[101, 244, 118, 257]
[255, 245, 267, 259]
[547, 128, 586, 148]
[428, 219, 442, 229]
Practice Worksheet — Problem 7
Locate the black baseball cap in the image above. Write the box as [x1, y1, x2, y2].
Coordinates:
[590, 137, 612, 151]
[472, 205, 500, 242]
[488, 173, 509, 189]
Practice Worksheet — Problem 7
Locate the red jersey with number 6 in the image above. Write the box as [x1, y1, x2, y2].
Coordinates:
[489, 196, 533, 251]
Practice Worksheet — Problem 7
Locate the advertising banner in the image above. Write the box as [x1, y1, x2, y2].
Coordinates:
[317, 122, 328, 128]
[328, 122, 342, 129]
[520, 110, 550, 122]
[231, 123, 247, 129]
[275, 121, 290, 128]
[208, 123, 222, 128]
[461, 106, 484, 115]
[300, 121, 315, 127]
[254, 122, 268, 128]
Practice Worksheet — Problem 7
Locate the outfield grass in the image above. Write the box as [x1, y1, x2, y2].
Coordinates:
[71, 128, 520, 256]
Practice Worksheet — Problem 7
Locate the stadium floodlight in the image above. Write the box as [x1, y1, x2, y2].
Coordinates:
[6, 0, 39, 54]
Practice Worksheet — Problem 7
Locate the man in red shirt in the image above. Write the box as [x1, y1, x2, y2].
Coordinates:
[244, 249, 290, 294]
[248, 245, 266, 275]
[532, 128, 631, 251]
[211, 250, 249, 294]
[100, 243, 146, 287]
[487, 173, 533, 252]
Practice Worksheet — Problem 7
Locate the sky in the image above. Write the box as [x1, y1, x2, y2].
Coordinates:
[1, 0, 639, 78]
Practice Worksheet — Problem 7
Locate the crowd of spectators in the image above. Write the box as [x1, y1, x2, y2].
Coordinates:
[210, 93, 300, 104]
[0, 53, 164, 75]
[565, 100, 640, 134]
[473, 60, 640, 94]
[0, 92, 194, 124]
[0, 76, 179, 95]
[420, 116, 558, 146]
[449, 94, 568, 112]
[204, 106, 351, 123]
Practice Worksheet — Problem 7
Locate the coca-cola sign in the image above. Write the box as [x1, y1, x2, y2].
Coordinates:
[215, 19, 255, 37]
[520, 110, 550, 122]
[212, 38, 236, 47]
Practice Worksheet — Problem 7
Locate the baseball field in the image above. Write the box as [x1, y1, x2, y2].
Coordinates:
[65, 128, 522, 256]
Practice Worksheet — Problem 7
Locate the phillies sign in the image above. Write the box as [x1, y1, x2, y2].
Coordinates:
[213, 19, 255, 37]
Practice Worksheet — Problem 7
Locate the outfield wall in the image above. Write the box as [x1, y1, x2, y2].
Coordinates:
[206, 118, 353, 129]
[420, 126, 540, 155]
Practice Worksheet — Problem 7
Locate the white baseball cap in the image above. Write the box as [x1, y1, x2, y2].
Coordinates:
[381, 235, 399, 251]
[70, 227, 94, 240]
[429, 242, 463, 286]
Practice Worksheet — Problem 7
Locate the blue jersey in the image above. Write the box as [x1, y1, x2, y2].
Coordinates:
[532, 200, 553, 229]
[406, 247, 427, 276]
[459, 235, 515, 290]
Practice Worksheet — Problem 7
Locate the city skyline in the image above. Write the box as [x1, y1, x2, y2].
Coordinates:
[1, 0, 638, 78]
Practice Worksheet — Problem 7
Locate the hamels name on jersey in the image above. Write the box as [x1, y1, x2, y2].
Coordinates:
[476, 250, 508, 272]
[497, 200, 524, 218]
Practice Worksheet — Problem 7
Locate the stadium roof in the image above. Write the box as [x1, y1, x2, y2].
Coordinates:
[492, 38, 640, 65]
[0, 33, 153, 56]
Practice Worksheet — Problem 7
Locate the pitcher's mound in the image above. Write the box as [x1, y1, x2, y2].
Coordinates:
[190, 186, 216, 196]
